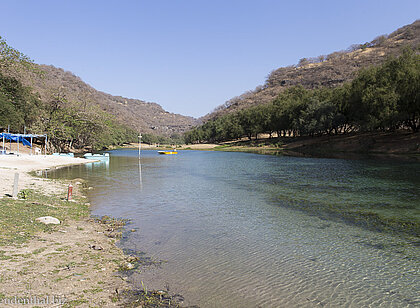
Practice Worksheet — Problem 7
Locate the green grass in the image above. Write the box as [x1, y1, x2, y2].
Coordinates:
[83, 288, 103, 294]
[62, 298, 88, 307]
[0, 189, 89, 246]
[211, 138, 285, 154]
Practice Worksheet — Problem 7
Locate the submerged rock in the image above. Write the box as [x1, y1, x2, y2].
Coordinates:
[126, 263, 134, 270]
[35, 216, 60, 225]
[89, 244, 103, 250]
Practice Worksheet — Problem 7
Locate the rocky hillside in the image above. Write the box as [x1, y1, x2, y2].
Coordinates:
[11, 64, 198, 136]
[203, 20, 420, 121]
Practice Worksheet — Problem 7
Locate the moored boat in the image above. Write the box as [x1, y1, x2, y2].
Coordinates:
[158, 149, 178, 155]
[84, 153, 110, 160]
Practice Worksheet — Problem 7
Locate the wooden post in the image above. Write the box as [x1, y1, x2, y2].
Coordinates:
[12, 173, 19, 198]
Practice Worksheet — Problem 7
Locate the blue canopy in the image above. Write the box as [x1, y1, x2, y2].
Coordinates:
[0, 133, 32, 147]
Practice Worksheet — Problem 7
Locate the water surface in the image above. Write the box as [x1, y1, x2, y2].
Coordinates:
[49, 150, 420, 307]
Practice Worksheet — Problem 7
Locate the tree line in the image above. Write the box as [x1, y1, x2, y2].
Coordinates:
[0, 36, 138, 151]
[185, 49, 420, 144]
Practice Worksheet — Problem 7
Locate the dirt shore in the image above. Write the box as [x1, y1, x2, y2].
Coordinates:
[0, 155, 131, 307]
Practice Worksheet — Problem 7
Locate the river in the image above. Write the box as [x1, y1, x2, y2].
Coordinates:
[48, 149, 420, 307]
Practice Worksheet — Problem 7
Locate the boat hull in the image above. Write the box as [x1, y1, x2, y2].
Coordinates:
[84, 153, 110, 160]
[158, 151, 178, 155]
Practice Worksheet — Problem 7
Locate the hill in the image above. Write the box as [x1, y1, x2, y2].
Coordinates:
[29, 65, 198, 137]
[0, 37, 198, 151]
[203, 20, 420, 122]
[1, 54, 197, 137]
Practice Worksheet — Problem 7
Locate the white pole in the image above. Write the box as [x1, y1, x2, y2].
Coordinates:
[30, 136, 33, 155]
[2, 134, 4, 154]
[138, 133, 142, 189]
[138, 133, 142, 159]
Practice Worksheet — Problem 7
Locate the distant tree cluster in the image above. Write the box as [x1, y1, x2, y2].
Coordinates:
[185, 49, 420, 144]
[141, 132, 184, 145]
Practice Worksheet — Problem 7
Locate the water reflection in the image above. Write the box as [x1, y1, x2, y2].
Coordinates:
[138, 158, 143, 190]
[85, 160, 109, 172]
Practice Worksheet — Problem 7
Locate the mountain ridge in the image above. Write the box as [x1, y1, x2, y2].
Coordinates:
[202, 19, 420, 122]
[37, 64, 198, 136]
[5, 61, 198, 137]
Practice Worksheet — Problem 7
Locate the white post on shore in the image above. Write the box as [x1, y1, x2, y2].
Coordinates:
[138, 133, 142, 159]
[12, 173, 19, 198]
[30, 136, 33, 155]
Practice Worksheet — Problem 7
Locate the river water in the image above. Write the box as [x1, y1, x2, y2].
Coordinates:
[49, 149, 420, 307]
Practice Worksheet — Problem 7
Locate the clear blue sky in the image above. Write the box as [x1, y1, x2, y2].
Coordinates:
[0, 1, 418, 118]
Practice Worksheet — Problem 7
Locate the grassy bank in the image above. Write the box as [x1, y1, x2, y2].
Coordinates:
[202, 131, 420, 160]
[0, 185, 130, 307]
[0, 189, 89, 246]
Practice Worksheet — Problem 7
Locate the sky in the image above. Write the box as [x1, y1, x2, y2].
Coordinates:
[0, 1, 419, 118]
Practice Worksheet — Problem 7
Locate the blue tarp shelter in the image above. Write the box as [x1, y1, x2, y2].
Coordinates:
[0, 133, 32, 147]
[1, 133, 47, 155]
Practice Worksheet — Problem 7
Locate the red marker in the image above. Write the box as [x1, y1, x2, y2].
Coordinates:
[67, 184, 73, 201]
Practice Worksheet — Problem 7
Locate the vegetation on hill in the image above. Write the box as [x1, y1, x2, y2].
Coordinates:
[0, 37, 138, 151]
[31, 64, 197, 137]
[0, 36, 193, 151]
[185, 50, 420, 144]
[203, 20, 420, 122]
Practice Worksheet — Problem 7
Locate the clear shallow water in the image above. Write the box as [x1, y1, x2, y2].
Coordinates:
[49, 150, 420, 307]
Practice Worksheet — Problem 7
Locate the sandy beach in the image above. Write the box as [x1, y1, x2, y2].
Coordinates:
[0, 155, 90, 197]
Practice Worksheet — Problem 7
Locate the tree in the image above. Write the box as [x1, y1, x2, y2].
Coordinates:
[389, 49, 420, 131]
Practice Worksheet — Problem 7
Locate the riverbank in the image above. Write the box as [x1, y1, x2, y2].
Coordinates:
[0, 155, 184, 307]
[0, 155, 130, 306]
[199, 131, 420, 160]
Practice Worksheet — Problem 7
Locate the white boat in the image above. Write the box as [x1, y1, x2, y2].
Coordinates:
[84, 153, 110, 160]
